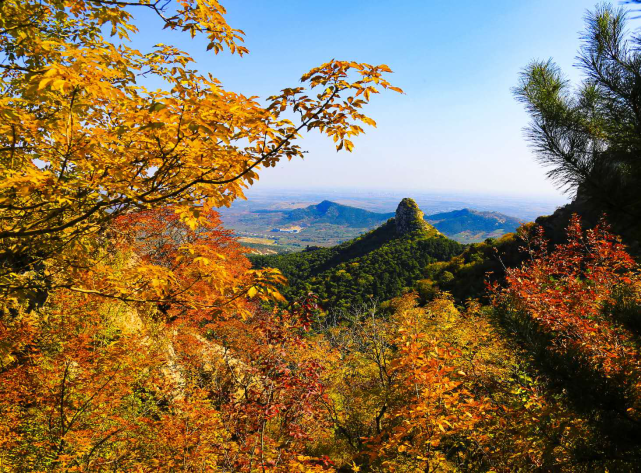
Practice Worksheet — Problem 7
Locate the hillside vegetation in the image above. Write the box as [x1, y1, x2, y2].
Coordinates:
[3, 1, 641, 472]
[251, 199, 463, 310]
[232, 201, 523, 250]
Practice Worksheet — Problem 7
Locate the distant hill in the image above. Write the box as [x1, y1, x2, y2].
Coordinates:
[251, 199, 463, 311]
[425, 208, 523, 243]
[258, 200, 394, 227]
[255, 201, 522, 243]
[225, 201, 523, 253]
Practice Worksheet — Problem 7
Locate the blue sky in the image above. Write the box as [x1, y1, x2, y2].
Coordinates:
[130, 1, 635, 199]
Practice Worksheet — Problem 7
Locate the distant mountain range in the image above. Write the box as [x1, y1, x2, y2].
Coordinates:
[255, 200, 522, 243]
[256, 200, 395, 227]
[425, 208, 523, 243]
[251, 199, 463, 310]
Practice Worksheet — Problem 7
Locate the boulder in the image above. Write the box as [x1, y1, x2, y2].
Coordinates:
[395, 198, 430, 235]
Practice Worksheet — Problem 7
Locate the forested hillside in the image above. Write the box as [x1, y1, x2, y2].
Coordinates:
[229, 201, 522, 249]
[3, 1, 641, 472]
[252, 199, 463, 310]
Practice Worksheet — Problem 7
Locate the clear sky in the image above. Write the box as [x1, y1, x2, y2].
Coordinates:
[130, 0, 634, 199]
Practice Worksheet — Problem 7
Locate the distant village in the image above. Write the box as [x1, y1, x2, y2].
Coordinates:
[271, 226, 303, 234]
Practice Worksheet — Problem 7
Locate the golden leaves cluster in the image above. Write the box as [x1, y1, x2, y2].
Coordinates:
[0, 0, 401, 300]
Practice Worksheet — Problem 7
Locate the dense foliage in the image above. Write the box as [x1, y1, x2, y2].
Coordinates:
[490, 215, 641, 467]
[0, 0, 401, 303]
[3, 1, 641, 471]
[0, 208, 332, 470]
[252, 219, 464, 311]
[320, 293, 608, 471]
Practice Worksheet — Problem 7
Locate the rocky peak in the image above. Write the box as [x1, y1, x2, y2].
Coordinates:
[395, 198, 429, 235]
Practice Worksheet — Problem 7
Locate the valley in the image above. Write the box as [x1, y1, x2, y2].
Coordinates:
[220, 191, 537, 252]
[251, 198, 464, 310]
[9, 1, 641, 470]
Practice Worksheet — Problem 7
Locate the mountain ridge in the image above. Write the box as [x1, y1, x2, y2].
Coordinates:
[253, 200, 522, 243]
[251, 199, 463, 310]
[257, 200, 395, 227]
[425, 208, 523, 243]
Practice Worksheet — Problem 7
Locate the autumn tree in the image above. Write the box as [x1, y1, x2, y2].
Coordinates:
[0, 0, 401, 304]
[110, 207, 285, 319]
[0, 206, 338, 471]
[368, 296, 488, 471]
[0, 2, 403, 467]
[321, 297, 495, 471]
[490, 215, 641, 468]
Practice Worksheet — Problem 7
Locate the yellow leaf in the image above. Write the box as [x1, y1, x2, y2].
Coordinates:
[344, 140, 354, 152]
[53, 79, 66, 91]
[38, 78, 53, 90]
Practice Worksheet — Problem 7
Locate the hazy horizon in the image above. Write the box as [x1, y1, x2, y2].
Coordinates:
[240, 184, 571, 202]
[223, 186, 569, 222]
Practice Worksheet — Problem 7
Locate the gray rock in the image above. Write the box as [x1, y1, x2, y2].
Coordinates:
[395, 198, 430, 235]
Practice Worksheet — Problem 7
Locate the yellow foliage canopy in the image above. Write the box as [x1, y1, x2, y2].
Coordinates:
[0, 0, 401, 300]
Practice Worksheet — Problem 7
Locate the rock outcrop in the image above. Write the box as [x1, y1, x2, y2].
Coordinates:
[535, 187, 640, 256]
[395, 198, 430, 235]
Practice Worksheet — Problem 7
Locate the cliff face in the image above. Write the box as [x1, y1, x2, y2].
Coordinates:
[535, 186, 640, 257]
[395, 198, 431, 235]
